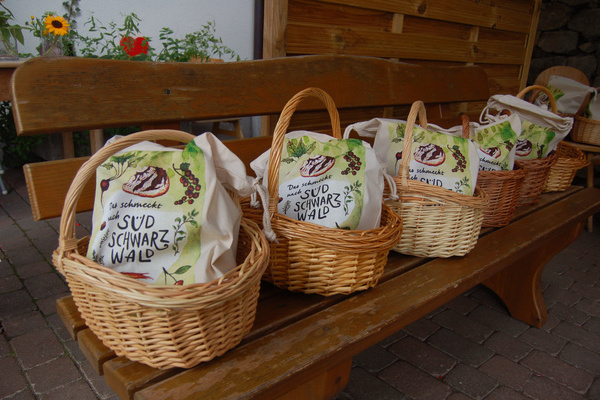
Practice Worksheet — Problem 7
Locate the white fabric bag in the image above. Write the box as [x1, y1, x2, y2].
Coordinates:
[482, 94, 573, 160]
[439, 115, 521, 172]
[251, 130, 384, 230]
[86, 131, 257, 285]
[535, 75, 597, 115]
[584, 90, 600, 121]
[344, 118, 480, 196]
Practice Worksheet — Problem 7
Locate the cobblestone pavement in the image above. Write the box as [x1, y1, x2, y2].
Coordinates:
[1, 167, 599, 400]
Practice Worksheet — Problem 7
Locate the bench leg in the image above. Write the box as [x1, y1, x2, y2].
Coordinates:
[482, 222, 584, 328]
[276, 358, 352, 400]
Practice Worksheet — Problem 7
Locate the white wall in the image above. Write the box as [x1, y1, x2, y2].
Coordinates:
[7, 0, 256, 60]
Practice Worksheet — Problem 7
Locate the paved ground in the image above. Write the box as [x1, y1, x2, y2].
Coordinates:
[1, 166, 599, 400]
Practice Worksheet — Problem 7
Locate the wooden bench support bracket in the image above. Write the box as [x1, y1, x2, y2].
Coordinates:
[483, 221, 584, 328]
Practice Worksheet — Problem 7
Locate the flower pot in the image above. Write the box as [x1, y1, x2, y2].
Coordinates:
[0, 36, 19, 61]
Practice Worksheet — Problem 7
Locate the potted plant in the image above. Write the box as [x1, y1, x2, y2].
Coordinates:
[0, 0, 25, 60]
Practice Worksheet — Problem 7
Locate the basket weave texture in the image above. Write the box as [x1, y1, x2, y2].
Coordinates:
[543, 141, 589, 192]
[245, 87, 403, 296]
[478, 167, 526, 227]
[52, 130, 269, 369]
[571, 115, 600, 146]
[386, 101, 488, 258]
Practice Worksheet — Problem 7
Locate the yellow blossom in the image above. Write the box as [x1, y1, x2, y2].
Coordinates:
[44, 15, 70, 36]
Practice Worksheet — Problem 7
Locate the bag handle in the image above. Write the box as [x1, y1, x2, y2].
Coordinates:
[398, 101, 428, 188]
[57, 130, 196, 256]
[266, 87, 341, 207]
[516, 85, 558, 114]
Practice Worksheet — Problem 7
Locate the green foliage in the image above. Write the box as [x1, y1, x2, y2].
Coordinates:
[155, 21, 240, 62]
[0, 102, 43, 168]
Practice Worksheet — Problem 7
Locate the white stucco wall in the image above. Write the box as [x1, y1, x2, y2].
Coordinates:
[6, 0, 256, 60]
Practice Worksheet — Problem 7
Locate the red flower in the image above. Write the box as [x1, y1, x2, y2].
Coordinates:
[120, 36, 149, 57]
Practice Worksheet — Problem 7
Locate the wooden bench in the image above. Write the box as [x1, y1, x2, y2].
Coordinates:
[11, 55, 600, 400]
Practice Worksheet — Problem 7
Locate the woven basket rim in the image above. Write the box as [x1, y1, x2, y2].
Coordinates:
[54, 218, 269, 309]
[270, 202, 403, 249]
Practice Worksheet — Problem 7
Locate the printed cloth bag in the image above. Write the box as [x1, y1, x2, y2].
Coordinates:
[344, 118, 480, 196]
[584, 90, 600, 121]
[535, 75, 597, 115]
[86, 131, 257, 285]
[482, 93, 573, 160]
[251, 130, 384, 230]
[439, 114, 522, 172]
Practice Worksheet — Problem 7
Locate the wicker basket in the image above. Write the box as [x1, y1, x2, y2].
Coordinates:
[514, 85, 561, 206]
[571, 115, 600, 146]
[543, 141, 589, 192]
[52, 130, 270, 369]
[387, 101, 489, 258]
[245, 87, 403, 296]
[478, 167, 526, 227]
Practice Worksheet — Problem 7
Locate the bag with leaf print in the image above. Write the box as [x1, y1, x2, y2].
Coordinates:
[482, 85, 573, 161]
[86, 130, 258, 285]
[251, 130, 384, 230]
[344, 116, 480, 196]
[437, 114, 522, 172]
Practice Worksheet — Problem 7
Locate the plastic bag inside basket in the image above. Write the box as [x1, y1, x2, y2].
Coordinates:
[482, 95, 573, 160]
[86, 132, 254, 285]
[251, 131, 383, 230]
[345, 118, 480, 196]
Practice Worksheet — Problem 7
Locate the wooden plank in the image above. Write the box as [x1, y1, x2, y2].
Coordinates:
[78, 328, 116, 375]
[23, 157, 92, 221]
[56, 296, 86, 341]
[133, 188, 600, 400]
[285, 24, 526, 64]
[12, 56, 489, 137]
[288, 0, 392, 31]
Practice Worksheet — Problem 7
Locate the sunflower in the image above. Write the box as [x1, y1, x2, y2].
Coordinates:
[44, 14, 70, 36]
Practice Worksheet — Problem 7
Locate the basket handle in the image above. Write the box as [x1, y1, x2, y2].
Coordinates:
[516, 85, 558, 114]
[460, 114, 470, 139]
[266, 87, 341, 206]
[398, 101, 428, 188]
[57, 130, 196, 256]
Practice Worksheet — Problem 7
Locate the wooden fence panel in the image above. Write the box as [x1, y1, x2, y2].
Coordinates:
[263, 0, 541, 132]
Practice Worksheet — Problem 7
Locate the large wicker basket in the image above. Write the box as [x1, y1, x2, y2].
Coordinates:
[387, 101, 488, 258]
[514, 85, 560, 206]
[245, 87, 403, 296]
[571, 115, 600, 146]
[52, 130, 270, 369]
[543, 141, 589, 192]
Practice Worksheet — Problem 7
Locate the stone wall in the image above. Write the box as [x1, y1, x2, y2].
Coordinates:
[529, 0, 600, 87]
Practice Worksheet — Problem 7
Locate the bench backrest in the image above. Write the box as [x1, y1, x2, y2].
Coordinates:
[11, 55, 489, 220]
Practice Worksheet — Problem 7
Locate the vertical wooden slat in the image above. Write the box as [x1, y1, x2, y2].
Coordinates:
[520, 0, 542, 90]
[263, 0, 288, 59]
[61, 132, 75, 158]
